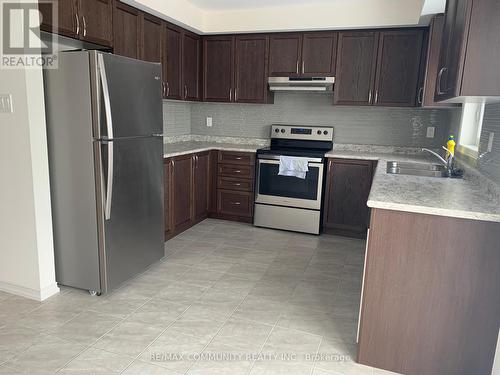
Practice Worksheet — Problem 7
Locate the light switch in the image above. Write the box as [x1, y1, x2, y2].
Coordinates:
[426, 126, 435, 138]
[206, 117, 213, 127]
[0, 94, 13, 113]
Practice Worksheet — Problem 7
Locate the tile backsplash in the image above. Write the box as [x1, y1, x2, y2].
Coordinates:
[164, 92, 456, 147]
[163, 100, 191, 136]
[478, 104, 500, 185]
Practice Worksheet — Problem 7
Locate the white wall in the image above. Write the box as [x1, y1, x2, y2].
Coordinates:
[0, 25, 59, 301]
[128, 0, 426, 34]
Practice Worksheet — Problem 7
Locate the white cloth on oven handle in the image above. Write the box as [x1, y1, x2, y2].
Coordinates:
[278, 156, 309, 179]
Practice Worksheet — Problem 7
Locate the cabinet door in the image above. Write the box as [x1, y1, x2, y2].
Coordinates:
[268, 33, 302, 77]
[435, 0, 472, 101]
[78, 0, 112, 46]
[164, 159, 173, 240]
[163, 24, 183, 100]
[172, 155, 193, 232]
[203, 36, 233, 102]
[113, 2, 140, 59]
[301, 32, 337, 77]
[39, 0, 78, 39]
[234, 35, 269, 103]
[142, 13, 162, 63]
[193, 152, 209, 222]
[333, 32, 379, 106]
[323, 159, 373, 237]
[183, 32, 201, 101]
[373, 30, 424, 107]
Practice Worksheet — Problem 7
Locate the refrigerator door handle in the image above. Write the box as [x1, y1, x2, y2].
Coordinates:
[98, 54, 114, 220]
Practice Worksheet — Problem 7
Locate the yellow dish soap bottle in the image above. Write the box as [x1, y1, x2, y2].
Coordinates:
[446, 135, 456, 160]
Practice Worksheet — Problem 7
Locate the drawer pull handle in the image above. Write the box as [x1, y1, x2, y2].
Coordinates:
[235, 157, 243, 160]
[234, 170, 241, 173]
[234, 183, 241, 186]
[230, 202, 241, 205]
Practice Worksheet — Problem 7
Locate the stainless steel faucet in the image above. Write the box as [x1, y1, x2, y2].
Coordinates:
[422, 148, 454, 175]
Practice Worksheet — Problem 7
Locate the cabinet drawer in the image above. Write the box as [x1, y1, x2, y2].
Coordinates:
[218, 151, 255, 165]
[218, 176, 254, 192]
[218, 164, 254, 179]
[218, 190, 253, 217]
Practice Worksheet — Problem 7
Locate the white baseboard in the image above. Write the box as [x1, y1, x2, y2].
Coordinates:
[0, 281, 60, 301]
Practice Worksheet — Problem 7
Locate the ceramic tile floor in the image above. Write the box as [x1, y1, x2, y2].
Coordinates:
[0, 219, 399, 375]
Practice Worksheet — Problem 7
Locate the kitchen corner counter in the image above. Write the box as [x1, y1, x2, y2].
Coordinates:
[326, 148, 500, 223]
[163, 141, 263, 158]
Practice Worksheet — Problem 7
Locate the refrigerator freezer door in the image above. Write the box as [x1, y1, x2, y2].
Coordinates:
[98, 53, 163, 139]
[101, 136, 164, 291]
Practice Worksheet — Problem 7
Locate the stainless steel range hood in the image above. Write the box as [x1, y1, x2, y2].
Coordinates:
[268, 77, 335, 92]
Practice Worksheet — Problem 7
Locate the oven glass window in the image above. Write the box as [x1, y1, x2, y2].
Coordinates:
[259, 163, 319, 200]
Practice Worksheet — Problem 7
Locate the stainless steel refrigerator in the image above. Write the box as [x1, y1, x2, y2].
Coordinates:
[43, 50, 164, 295]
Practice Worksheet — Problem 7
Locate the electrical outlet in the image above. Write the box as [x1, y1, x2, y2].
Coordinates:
[487, 132, 495, 152]
[206, 117, 213, 127]
[426, 126, 435, 138]
[0, 94, 13, 113]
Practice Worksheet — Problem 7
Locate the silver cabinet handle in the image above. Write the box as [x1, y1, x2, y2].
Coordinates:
[368, 90, 372, 103]
[230, 202, 241, 205]
[75, 13, 80, 35]
[296, 60, 299, 74]
[437, 67, 447, 95]
[234, 170, 241, 173]
[234, 88, 237, 101]
[82, 15, 87, 37]
[374, 90, 379, 104]
[235, 157, 243, 160]
[184, 84, 187, 100]
[234, 183, 241, 186]
[98, 54, 114, 220]
[166, 82, 170, 97]
[162, 82, 166, 97]
[302, 61, 305, 74]
[229, 88, 232, 102]
[417, 87, 424, 105]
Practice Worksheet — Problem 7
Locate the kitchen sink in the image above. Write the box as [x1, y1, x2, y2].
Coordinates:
[386, 161, 448, 178]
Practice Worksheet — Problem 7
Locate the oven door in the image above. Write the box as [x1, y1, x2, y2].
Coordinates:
[255, 156, 324, 210]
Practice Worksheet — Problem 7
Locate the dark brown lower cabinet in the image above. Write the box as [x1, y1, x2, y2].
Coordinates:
[164, 151, 217, 240]
[358, 208, 500, 375]
[171, 154, 193, 235]
[193, 152, 210, 222]
[323, 158, 375, 238]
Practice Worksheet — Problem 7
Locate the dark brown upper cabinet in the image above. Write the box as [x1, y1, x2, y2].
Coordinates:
[334, 32, 379, 106]
[203, 35, 272, 104]
[234, 35, 272, 103]
[203, 36, 234, 102]
[182, 32, 202, 101]
[373, 30, 424, 107]
[420, 15, 460, 108]
[301, 32, 337, 77]
[39, 0, 78, 39]
[78, 0, 113, 46]
[334, 30, 425, 107]
[268, 33, 302, 76]
[113, 1, 141, 58]
[268, 32, 337, 77]
[163, 23, 183, 100]
[435, 0, 500, 102]
[39, 0, 112, 47]
[141, 13, 162, 64]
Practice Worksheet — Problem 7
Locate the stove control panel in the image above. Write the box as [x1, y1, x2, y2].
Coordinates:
[271, 125, 334, 141]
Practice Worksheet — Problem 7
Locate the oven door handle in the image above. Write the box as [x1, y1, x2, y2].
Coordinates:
[258, 159, 324, 168]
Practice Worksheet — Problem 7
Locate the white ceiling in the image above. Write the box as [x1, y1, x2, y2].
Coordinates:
[129, 0, 444, 34]
[186, 0, 347, 11]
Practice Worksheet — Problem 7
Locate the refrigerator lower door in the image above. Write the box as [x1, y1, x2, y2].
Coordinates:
[100, 136, 164, 292]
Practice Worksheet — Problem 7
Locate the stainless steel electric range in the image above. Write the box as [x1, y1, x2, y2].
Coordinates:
[254, 125, 334, 235]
